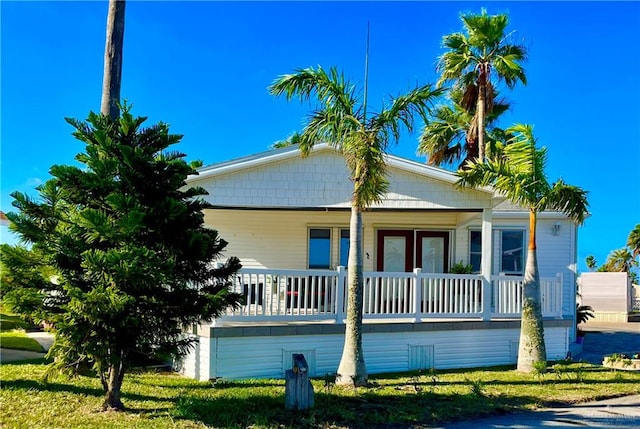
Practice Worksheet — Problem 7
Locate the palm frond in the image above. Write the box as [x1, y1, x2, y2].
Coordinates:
[268, 66, 358, 115]
[627, 224, 640, 258]
[462, 9, 509, 50]
[373, 84, 443, 144]
[541, 179, 589, 224]
[494, 44, 528, 87]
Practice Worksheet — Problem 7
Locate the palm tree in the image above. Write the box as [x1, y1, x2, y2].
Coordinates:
[270, 131, 302, 149]
[457, 124, 589, 372]
[269, 66, 441, 386]
[601, 248, 638, 274]
[437, 9, 527, 162]
[585, 255, 597, 271]
[100, 0, 126, 119]
[418, 88, 509, 169]
[627, 224, 640, 259]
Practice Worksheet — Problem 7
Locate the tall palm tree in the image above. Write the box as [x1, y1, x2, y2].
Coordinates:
[601, 248, 638, 274]
[457, 124, 589, 372]
[418, 88, 509, 169]
[269, 66, 441, 386]
[627, 224, 640, 259]
[101, 0, 126, 119]
[438, 9, 527, 162]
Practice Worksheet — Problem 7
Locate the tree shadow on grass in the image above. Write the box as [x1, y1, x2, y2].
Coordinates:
[0, 379, 176, 404]
[170, 390, 536, 429]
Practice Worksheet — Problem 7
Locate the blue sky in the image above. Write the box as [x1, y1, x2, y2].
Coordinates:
[1, 1, 639, 272]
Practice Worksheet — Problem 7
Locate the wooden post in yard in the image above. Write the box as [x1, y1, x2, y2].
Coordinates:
[284, 354, 314, 410]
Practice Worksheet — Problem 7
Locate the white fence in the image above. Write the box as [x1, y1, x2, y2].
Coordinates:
[220, 267, 563, 324]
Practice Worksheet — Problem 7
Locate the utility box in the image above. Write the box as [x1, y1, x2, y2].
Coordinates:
[284, 353, 314, 411]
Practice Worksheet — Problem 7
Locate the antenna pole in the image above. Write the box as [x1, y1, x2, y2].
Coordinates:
[363, 22, 370, 122]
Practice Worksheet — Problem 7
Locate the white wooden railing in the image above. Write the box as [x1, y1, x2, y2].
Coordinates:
[491, 273, 563, 318]
[219, 267, 563, 324]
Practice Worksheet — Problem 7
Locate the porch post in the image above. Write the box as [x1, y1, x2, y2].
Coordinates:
[481, 208, 493, 321]
[336, 266, 346, 324]
[413, 268, 422, 323]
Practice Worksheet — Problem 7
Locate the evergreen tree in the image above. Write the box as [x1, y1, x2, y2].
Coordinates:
[0, 105, 241, 410]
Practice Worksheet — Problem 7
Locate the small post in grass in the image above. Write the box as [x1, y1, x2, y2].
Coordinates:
[285, 353, 314, 410]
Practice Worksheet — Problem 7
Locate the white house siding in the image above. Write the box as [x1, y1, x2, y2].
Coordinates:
[458, 214, 577, 319]
[179, 336, 211, 381]
[191, 148, 493, 210]
[181, 322, 570, 381]
[205, 209, 468, 272]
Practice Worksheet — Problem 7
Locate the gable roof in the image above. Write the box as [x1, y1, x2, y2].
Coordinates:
[185, 144, 506, 211]
[189, 143, 496, 195]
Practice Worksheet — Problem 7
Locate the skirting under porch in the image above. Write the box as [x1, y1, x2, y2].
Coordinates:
[179, 319, 573, 381]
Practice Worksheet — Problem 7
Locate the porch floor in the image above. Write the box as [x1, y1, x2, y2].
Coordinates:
[213, 317, 521, 327]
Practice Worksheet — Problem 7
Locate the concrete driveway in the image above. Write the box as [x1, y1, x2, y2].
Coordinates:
[439, 394, 640, 429]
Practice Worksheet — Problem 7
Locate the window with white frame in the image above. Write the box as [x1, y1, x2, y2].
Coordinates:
[339, 229, 350, 267]
[469, 230, 482, 273]
[308, 228, 351, 269]
[308, 228, 331, 269]
[500, 230, 525, 275]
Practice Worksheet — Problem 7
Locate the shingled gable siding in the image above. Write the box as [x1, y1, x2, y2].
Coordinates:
[181, 320, 571, 380]
[192, 150, 492, 210]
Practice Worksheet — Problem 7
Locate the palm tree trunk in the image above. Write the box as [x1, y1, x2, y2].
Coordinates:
[336, 205, 367, 386]
[100, 0, 126, 120]
[517, 210, 547, 372]
[476, 83, 486, 162]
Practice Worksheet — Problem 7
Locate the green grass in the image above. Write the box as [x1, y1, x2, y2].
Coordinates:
[0, 331, 44, 352]
[1, 361, 639, 428]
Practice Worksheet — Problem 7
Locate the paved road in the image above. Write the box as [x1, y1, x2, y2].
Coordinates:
[0, 330, 53, 362]
[439, 395, 640, 429]
[577, 321, 640, 365]
[0, 347, 46, 362]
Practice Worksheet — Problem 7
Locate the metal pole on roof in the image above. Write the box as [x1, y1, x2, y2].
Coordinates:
[362, 21, 370, 122]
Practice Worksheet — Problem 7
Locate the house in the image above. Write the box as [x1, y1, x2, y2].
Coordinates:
[178, 144, 579, 381]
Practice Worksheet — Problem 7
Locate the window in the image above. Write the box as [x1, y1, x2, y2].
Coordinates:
[308, 228, 331, 269]
[339, 229, 350, 267]
[469, 230, 482, 273]
[501, 230, 525, 274]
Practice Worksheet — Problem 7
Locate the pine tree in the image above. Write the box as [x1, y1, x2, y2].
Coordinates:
[0, 105, 241, 410]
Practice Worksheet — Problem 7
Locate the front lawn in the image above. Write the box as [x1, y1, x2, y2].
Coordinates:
[0, 331, 43, 352]
[1, 360, 639, 428]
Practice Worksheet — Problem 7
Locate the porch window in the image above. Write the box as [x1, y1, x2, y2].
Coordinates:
[308, 228, 331, 269]
[500, 230, 525, 275]
[469, 230, 482, 273]
[339, 229, 350, 267]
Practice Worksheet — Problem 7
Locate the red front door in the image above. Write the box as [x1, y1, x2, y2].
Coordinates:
[377, 230, 449, 273]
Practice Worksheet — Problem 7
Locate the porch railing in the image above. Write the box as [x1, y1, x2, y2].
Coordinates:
[219, 267, 563, 324]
